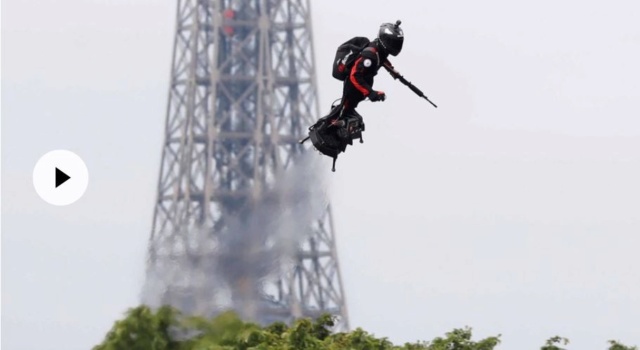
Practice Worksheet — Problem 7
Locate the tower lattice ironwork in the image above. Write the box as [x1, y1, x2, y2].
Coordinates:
[143, 0, 349, 330]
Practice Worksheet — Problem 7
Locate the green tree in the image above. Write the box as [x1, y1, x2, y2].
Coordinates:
[540, 336, 569, 350]
[93, 305, 180, 350]
[422, 327, 501, 350]
[93, 305, 638, 350]
[179, 311, 263, 350]
[607, 340, 638, 350]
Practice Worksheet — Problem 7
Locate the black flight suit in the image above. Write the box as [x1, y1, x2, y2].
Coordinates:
[341, 41, 391, 113]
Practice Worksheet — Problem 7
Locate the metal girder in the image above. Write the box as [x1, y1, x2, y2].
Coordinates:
[144, 0, 349, 331]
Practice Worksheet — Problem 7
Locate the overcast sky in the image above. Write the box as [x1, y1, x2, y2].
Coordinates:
[2, 1, 640, 349]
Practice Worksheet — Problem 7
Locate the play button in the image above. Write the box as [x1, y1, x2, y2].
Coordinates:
[33, 150, 89, 206]
[56, 168, 71, 188]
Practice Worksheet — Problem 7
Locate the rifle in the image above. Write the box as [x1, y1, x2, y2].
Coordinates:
[383, 62, 437, 108]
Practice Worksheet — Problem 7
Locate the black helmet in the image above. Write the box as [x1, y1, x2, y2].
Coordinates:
[377, 20, 404, 56]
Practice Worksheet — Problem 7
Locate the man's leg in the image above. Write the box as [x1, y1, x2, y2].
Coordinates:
[340, 81, 366, 117]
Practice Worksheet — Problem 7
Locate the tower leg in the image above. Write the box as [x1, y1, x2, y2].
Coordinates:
[145, 0, 349, 331]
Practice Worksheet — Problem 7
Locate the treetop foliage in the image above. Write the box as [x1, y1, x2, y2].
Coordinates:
[93, 305, 637, 350]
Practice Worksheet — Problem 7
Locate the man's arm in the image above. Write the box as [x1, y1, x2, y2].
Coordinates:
[349, 49, 384, 100]
[383, 59, 400, 79]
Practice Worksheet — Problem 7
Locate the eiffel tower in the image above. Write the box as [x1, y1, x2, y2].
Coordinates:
[142, 0, 349, 330]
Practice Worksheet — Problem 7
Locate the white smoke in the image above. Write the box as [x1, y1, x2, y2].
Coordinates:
[141, 151, 331, 323]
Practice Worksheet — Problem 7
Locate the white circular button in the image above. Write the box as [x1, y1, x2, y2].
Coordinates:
[33, 150, 89, 206]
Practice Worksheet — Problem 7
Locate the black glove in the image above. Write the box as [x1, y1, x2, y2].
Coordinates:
[368, 90, 386, 102]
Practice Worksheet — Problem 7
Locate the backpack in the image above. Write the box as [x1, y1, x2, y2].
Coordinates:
[332, 36, 371, 81]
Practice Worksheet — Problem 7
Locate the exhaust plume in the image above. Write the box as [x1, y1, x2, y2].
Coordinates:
[141, 151, 330, 324]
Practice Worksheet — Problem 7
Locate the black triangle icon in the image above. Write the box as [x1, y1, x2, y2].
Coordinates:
[55, 168, 71, 188]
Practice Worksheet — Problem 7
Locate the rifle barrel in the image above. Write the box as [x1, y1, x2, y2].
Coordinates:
[384, 64, 436, 107]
